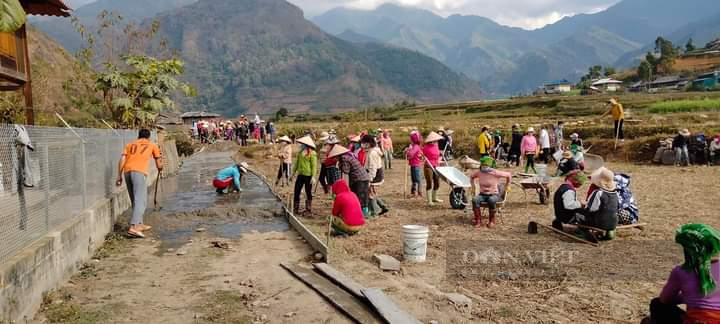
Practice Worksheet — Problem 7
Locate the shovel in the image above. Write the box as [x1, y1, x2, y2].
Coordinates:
[153, 172, 162, 211]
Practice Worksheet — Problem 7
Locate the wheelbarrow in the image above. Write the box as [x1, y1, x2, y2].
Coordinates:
[519, 175, 553, 205]
[424, 157, 472, 210]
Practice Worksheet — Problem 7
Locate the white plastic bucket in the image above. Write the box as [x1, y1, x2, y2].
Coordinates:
[403, 225, 429, 262]
[535, 164, 548, 177]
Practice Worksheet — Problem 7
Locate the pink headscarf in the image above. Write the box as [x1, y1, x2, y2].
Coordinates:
[410, 131, 422, 145]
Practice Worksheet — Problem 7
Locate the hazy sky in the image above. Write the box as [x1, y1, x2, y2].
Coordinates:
[64, 0, 622, 30]
[288, 0, 621, 29]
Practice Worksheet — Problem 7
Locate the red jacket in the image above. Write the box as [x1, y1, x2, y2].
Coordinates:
[332, 180, 365, 226]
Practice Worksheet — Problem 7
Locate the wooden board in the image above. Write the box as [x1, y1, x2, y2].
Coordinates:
[313, 263, 365, 299]
[281, 263, 382, 324]
[362, 288, 422, 324]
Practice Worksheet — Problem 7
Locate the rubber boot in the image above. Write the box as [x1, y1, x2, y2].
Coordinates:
[367, 198, 376, 218]
[487, 210, 497, 229]
[304, 200, 312, 216]
[426, 191, 435, 206]
[473, 208, 483, 228]
[432, 190, 444, 203]
[376, 198, 390, 216]
[293, 200, 300, 215]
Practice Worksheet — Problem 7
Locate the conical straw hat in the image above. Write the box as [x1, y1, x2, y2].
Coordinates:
[328, 145, 350, 158]
[296, 136, 316, 149]
[425, 131, 443, 143]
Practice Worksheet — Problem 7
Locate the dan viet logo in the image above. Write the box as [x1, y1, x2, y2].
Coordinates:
[462, 248, 580, 265]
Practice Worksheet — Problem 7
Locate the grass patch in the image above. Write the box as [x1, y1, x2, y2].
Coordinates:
[648, 99, 720, 113]
[92, 232, 128, 260]
[41, 290, 111, 324]
[195, 290, 252, 323]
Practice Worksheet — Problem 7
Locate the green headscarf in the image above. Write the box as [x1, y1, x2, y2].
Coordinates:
[570, 144, 580, 154]
[480, 156, 494, 167]
[566, 170, 587, 186]
[676, 224, 720, 296]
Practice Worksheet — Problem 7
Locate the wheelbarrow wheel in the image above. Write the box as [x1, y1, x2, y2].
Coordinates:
[450, 188, 467, 210]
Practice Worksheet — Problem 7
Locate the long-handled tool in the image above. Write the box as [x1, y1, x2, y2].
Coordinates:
[403, 158, 409, 199]
[153, 172, 162, 211]
[528, 221, 599, 247]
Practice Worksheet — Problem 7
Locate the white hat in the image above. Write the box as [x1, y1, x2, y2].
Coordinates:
[278, 135, 291, 143]
[425, 132, 443, 143]
[527, 127, 535, 133]
[296, 136, 316, 149]
[238, 162, 249, 173]
[590, 167, 616, 191]
[570, 133, 579, 139]
[325, 135, 340, 145]
[328, 145, 350, 158]
[679, 129, 691, 136]
[319, 131, 330, 141]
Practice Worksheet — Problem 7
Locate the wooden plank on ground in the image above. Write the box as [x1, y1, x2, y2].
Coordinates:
[362, 288, 422, 324]
[313, 263, 365, 299]
[281, 263, 382, 324]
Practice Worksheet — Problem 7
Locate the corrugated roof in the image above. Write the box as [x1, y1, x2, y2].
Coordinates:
[544, 79, 570, 86]
[21, 0, 71, 17]
[650, 76, 683, 85]
[180, 111, 221, 118]
[591, 78, 623, 86]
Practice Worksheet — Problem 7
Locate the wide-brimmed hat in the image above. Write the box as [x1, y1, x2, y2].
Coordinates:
[570, 133, 579, 139]
[296, 136, 316, 149]
[329, 129, 336, 134]
[325, 135, 340, 145]
[562, 151, 573, 159]
[349, 135, 361, 142]
[527, 127, 535, 133]
[425, 131, 443, 143]
[319, 131, 330, 141]
[328, 145, 350, 158]
[278, 135, 291, 143]
[446, 130, 455, 135]
[591, 167, 616, 191]
[609, 98, 618, 105]
[679, 129, 691, 136]
[237, 162, 249, 173]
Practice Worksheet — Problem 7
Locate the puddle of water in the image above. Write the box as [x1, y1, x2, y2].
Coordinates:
[137, 152, 289, 253]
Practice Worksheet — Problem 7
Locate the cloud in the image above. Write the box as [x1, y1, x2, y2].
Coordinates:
[288, 0, 621, 29]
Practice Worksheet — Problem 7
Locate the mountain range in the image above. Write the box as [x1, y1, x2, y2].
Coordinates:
[314, 0, 720, 96]
[31, 0, 481, 115]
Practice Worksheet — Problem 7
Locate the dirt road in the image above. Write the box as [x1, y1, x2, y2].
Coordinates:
[34, 152, 349, 324]
[248, 143, 720, 323]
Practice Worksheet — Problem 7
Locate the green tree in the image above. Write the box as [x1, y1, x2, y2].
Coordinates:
[686, 38, 696, 52]
[603, 67, 616, 77]
[275, 107, 289, 120]
[588, 65, 603, 80]
[95, 55, 195, 128]
[0, 0, 26, 32]
[654, 37, 678, 73]
[637, 60, 652, 81]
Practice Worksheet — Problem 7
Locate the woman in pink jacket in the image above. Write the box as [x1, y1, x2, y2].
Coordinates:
[423, 132, 444, 206]
[520, 127, 539, 174]
[330, 179, 365, 235]
[405, 131, 424, 198]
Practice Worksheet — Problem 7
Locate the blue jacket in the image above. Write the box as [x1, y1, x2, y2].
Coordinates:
[217, 166, 242, 189]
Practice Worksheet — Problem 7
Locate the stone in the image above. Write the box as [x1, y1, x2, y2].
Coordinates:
[373, 254, 401, 271]
[429, 321, 439, 324]
[446, 293, 472, 308]
[284, 312, 296, 318]
[176, 249, 188, 256]
[196, 228, 207, 232]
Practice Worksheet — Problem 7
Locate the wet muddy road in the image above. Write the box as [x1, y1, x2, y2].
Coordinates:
[34, 151, 349, 324]
[149, 151, 289, 251]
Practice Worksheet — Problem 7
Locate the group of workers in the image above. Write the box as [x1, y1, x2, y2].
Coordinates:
[191, 115, 276, 145]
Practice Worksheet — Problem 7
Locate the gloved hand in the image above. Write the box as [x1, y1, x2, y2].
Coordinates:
[311, 177, 316, 186]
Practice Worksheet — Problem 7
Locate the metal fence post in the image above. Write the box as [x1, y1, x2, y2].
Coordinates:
[43, 145, 50, 231]
[80, 140, 87, 209]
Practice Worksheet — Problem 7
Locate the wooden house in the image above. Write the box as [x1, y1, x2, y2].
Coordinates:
[0, 0, 71, 124]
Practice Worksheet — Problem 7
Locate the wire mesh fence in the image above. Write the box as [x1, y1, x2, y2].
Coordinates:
[0, 124, 157, 264]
